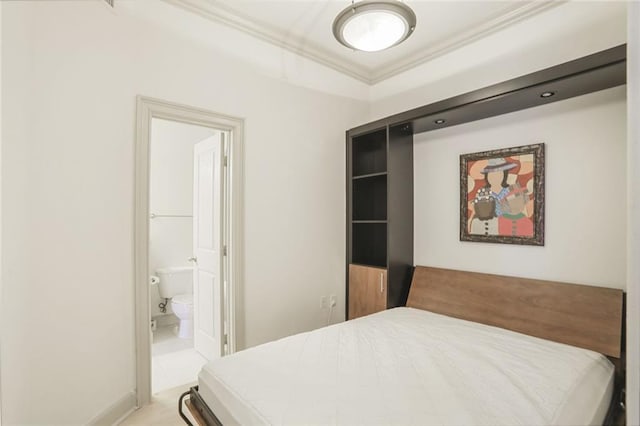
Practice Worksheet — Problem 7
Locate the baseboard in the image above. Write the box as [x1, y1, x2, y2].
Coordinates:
[87, 391, 137, 426]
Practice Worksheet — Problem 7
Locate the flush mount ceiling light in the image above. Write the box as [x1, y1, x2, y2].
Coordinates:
[332, 1, 417, 52]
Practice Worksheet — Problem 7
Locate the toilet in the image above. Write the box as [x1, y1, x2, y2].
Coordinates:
[156, 266, 194, 339]
[170, 293, 194, 339]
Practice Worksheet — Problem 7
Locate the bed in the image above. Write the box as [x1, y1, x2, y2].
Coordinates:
[179, 266, 625, 425]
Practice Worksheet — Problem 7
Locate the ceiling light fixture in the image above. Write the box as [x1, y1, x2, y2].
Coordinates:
[540, 91, 555, 98]
[332, 1, 417, 52]
[434, 119, 445, 124]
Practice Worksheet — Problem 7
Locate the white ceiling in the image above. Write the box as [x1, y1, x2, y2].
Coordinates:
[163, 0, 564, 84]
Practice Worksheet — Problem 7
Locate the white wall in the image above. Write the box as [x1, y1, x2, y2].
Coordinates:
[0, 1, 367, 424]
[119, 0, 371, 102]
[0, 2, 3, 424]
[149, 118, 215, 317]
[626, 2, 640, 422]
[414, 86, 626, 288]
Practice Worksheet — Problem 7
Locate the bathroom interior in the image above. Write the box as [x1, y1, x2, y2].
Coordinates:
[149, 117, 219, 394]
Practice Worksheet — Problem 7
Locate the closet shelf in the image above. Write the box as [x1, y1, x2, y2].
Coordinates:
[352, 220, 387, 224]
[353, 172, 387, 180]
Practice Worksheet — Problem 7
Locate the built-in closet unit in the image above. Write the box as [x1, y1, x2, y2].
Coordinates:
[345, 44, 626, 320]
[347, 124, 413, 319]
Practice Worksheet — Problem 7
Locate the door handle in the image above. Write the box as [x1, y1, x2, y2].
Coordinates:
[188, 256, 198, 263]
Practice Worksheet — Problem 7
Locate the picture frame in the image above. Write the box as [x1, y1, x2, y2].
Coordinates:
[460, 143, 545, 245]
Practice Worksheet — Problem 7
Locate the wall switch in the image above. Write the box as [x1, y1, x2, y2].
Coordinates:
[321, 296, 328, 309]
[329, 295, 337, 308]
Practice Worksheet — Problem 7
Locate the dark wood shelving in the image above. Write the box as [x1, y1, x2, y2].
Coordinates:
[352, 220, 387, 224]
[351, 222, 387, 268]
[351, 128, 387, 176]
[347, 123, 413, 316]
[352, 174, 386, 221]
[352, 171, 387, 180]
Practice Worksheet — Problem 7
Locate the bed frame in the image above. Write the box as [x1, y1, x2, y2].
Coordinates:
[407, 266, 624, 358]
[179, 266, 626, 425]
[407, 266, 626, 425]
[179, 386, 222, 426]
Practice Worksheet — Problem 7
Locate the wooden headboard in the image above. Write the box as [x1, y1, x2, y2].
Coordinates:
[406, 266, 624, 358]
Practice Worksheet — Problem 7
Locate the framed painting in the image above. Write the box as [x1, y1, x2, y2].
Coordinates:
[460, 143, 545, 245]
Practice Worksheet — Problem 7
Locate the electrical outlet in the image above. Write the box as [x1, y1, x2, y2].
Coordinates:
[321, 296, 328, 309]
[329, 295, 337, 308]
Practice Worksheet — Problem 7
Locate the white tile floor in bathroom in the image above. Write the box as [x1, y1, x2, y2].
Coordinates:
[152, 324, 208, 394]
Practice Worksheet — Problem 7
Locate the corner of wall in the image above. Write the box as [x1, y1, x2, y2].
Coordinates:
[0, 1, 4, 423]
[625, 2, 640, 424]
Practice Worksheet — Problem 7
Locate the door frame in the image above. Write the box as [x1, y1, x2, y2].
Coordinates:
[134, 96, 244, 407]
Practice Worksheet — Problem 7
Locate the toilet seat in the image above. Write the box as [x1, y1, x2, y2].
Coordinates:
[172, 293, 193, 305]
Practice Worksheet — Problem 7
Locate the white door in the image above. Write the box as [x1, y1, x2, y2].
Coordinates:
[193, 134, 225, 361]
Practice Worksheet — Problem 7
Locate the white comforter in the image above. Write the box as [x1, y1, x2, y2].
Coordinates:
[198, 307, 613, 425]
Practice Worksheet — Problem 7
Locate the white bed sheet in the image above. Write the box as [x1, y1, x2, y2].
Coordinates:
[198, 307, 614, 426]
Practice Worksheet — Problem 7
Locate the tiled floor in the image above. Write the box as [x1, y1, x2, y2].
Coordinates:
[152, 325, 208, 394]
[153, 324, 193, 356]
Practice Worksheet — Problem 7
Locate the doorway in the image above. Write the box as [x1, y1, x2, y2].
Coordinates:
[149, 118, 226, 393]
[135, 97, 244, 407]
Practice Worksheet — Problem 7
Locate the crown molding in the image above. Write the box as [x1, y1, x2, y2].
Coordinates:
[162, 0, 372, 83]
[162, 0, 565, 85]
[369, 1, 566, 83]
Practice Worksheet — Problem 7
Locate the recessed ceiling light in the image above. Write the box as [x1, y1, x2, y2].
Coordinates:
[332, 1, 417, 52]
[540, 91, 555, 98]
[434, 119, 445, 124]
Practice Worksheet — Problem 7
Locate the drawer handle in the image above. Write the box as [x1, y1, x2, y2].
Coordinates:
[380, 273, 384, 293]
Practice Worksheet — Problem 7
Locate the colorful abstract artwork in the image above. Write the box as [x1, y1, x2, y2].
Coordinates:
[460, 143, 545, 245]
